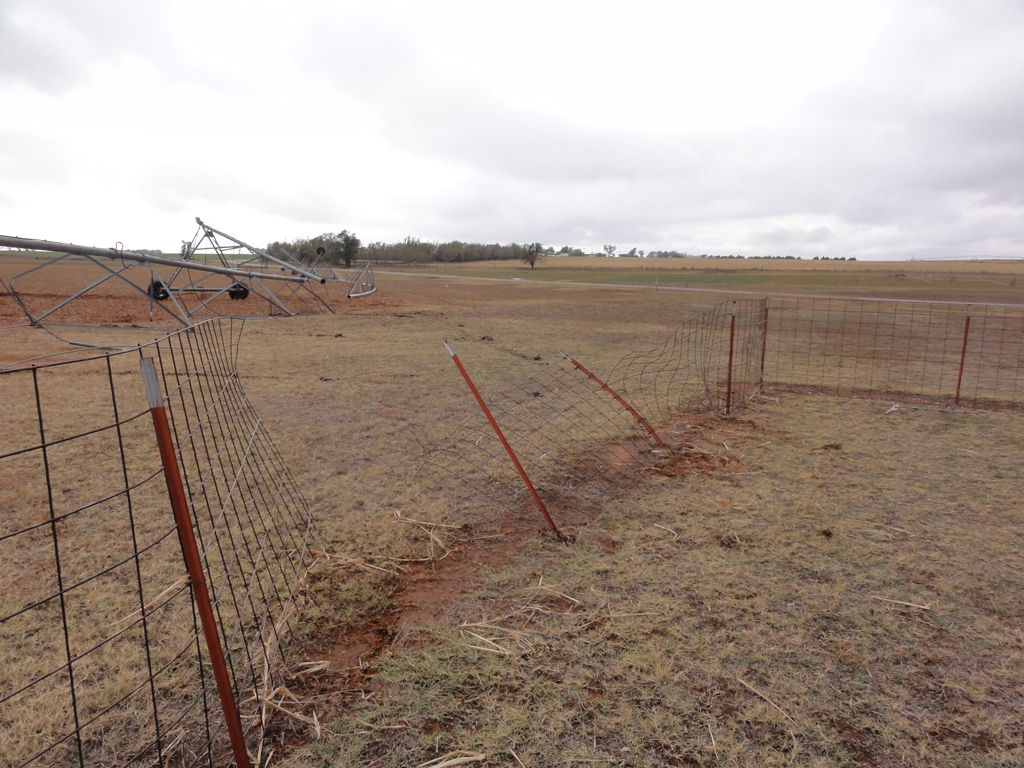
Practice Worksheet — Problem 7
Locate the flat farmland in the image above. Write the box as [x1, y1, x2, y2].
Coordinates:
[2, 262, 1023, 767]
[389, 255, 1024, 304]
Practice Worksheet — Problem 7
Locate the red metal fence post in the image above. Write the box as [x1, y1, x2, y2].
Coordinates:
[760, 298, 770, 383]
[955, 305, 972, 406]
[444, 341, 566, 541]
[560, 352, 665, 446]
[725, 301, 737, 414]
[140, 358, 253, 768]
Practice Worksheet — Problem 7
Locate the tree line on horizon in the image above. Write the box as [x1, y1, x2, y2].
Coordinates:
[261, 232, 859, 266]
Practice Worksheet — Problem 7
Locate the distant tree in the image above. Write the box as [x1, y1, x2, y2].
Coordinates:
[603, 244, 617, 258]
[339, 230, 361, 267]
[266, 230, 361, 266]
[638, 249, 645, 258]
[179, 240, 191, 259]
[522, 242, 545, 269]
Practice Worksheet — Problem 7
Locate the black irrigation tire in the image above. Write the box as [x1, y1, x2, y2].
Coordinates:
[147, 280, 170, 301]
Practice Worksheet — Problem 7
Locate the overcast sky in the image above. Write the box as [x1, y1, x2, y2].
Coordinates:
[1, 0, 1022, 259]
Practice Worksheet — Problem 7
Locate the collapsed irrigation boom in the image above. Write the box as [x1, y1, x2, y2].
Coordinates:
[193, 217, 326, 284]
[1, 220, 376, 343]
[0, 234, 309, 284]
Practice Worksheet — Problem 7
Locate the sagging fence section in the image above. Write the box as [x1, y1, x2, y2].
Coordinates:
[0, 319, 315, 768]
[608, 299, 767, 422]
[424, 297, 1024, 534]
[422, 300, 766, 535]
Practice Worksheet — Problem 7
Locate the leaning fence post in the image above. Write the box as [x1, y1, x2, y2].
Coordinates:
[955, 305, 972, 406]
[560, 352, 664, 446]
[140, 358, 253, 768]
[725, 301, 737, 414]
[760, 298, 770, 383]
[443, 341, 566, 541]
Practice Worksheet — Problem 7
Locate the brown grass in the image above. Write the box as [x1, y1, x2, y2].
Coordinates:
[3, 267, 1023, 766]
[395, 254, 1024, 274]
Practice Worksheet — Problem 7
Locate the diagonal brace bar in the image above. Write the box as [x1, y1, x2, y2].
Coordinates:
[560, 352, 664, 446]
[444, 340, 565, 541]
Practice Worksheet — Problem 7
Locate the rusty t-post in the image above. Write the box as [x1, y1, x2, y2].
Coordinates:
[140, 357, 252, 768]
[444, 341, 565, 541]
[760, 298, 770, 383]
[560, 352, 664, 446]
[725, 301, 737, 414]
[955, 305, 972, 406]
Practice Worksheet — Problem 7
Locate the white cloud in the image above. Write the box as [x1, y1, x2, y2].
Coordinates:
[0, 0, 1021, 258]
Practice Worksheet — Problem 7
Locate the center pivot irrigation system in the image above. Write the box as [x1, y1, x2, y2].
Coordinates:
[0, 217, 376, 336]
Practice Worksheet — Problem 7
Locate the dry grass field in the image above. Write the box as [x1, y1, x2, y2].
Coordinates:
[388, 256, 1024, 305]
[2, 259, 1023, 767]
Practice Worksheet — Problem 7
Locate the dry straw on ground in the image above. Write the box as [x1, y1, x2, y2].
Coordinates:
[3, 260, 1024, 767]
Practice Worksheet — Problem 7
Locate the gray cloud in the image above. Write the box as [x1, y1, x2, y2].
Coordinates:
[142, 163, 344, 227]
[2, 1, 1023, 258]
[0, 129, 74, 184]
[0, 7, 85, 92]
[299, 17, 707, 185]
[293, 1, 1024, 256]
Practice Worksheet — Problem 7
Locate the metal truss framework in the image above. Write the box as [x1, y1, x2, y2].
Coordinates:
[0, 218, 377, 337]
[186, 218, 376, 301]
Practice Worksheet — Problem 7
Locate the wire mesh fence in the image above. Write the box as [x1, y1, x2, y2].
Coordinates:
[419, 355, 660, 535]
[424, 296, 1024, 529]
[763, 298, 1024, 408]
[607, 299, 767, 423]
[0, 318, 315, 768]
[421, 300, 768, 533]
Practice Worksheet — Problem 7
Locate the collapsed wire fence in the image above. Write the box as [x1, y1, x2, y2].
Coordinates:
[420, 300, 767, 535]
[423, 297, 1024, 533]
[422, 347, 658, 539]
[0, 318, 315, 768]
[607, 299, 767, 423]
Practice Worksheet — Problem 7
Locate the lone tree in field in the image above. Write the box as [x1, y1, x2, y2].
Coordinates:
[603, 244, 617, 258]
[522, 242, 544, 269]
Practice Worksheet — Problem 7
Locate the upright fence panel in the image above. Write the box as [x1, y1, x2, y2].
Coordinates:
[0, 319, 315, 768]
[763, 298, 1024, 409]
